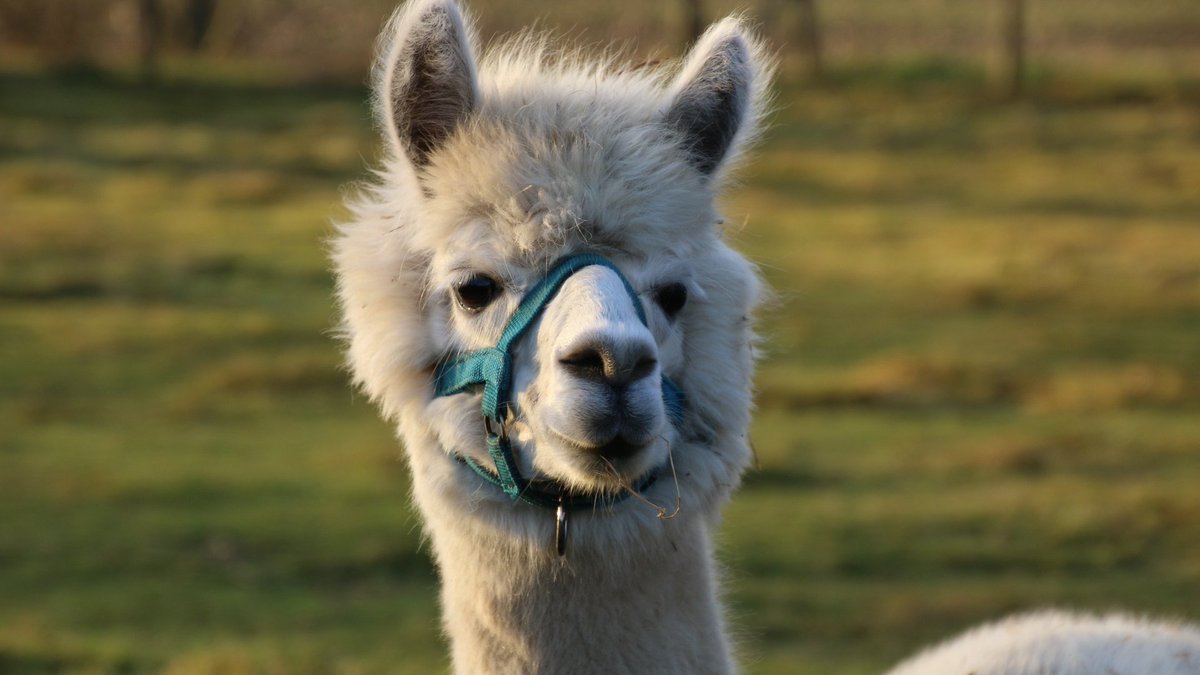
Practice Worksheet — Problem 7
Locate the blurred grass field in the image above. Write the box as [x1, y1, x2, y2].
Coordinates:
[3, 36, 1200, 675]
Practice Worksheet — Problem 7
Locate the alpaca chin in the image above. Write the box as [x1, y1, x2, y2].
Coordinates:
[529, 382, 671, 491]
[533, 424, 672, 494]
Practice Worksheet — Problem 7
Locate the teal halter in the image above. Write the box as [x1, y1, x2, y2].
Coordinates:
[432, 254, 686, 515]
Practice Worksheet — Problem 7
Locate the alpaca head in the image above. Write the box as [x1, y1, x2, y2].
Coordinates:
[335, 0, 771, 541]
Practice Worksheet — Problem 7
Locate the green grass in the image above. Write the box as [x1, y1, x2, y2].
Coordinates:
[2, 65, 1198, 674]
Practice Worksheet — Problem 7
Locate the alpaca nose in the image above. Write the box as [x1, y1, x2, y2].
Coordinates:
[558, 338, 657, 389]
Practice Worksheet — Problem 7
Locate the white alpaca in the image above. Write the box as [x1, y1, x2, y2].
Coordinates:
[887, 610, 1200, 675]
[334, 1, 766, 672]
[332, 1, 1200, 673]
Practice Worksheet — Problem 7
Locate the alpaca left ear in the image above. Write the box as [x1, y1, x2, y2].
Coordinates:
[374, 0, 479, 168]
[665, 19, 764, 177]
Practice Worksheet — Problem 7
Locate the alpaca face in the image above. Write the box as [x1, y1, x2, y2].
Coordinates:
[426, 242, 695, 492]
[496, 263, 669, 488]
[335, 0, 770, 519]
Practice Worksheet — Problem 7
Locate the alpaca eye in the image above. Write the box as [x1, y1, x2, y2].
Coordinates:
[454, 275, 501, 313]
[654, 283, 688, 319]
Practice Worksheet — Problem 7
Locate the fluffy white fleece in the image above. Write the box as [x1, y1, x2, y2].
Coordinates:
[332, 2, 1200, 674]
[332, 0, 771, 673]
[888, 610, 1200, 675]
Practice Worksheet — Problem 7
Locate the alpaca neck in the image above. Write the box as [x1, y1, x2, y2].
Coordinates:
[428, 506, 734, 675]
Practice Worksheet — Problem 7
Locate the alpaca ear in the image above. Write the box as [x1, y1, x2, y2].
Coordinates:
[375, 0, 479, 168]
[665, 19, 762, 176]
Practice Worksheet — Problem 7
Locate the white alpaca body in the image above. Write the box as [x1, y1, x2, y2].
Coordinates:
[427, 485, 732, 674]
[334, 2, 1199, 673]
[887, 610, 1200, 675]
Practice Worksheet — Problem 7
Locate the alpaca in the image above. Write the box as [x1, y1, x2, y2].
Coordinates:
[332, 1, 1200, 673]
[333, 0, 767, 672]
[886, 610, 1200, 675]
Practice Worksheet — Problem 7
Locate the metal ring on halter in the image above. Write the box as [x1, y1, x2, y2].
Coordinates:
[555, 498, 569, 556]
[484, 416, 508, 440]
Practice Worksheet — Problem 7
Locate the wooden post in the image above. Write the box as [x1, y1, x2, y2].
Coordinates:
[137, 0, 163, 82]
[44, 0, 96, 72]
[1002, 0, 1026, 98]
[796, 0, 824, 80]
[183, 0, 217, 52]
[684, 0, 704, 45]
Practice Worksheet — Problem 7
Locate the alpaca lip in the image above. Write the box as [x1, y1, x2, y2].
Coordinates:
[545, 424, 652, 462]
[582, 437, 646, 460]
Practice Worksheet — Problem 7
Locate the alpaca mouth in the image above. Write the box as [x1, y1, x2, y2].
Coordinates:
[599, 437, 646, 460]
[545, 422, 654, 461]
[577, 436, 647, 460]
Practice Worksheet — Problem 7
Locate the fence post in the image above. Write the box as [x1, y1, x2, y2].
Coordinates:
[684, 0, 704, 45]
[183, 0, 218, 52]
[138, 0, 163, 82]
[1001, 0, 1026, 98]
[796, 0, 824, 80]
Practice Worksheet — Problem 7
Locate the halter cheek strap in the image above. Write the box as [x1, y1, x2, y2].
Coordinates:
[432, 254, 686, 512]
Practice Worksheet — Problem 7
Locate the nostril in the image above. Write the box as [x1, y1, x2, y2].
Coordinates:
[559, 341, 658, 387]
[559, 347, 609, 383]
[630, 356, 657, 382]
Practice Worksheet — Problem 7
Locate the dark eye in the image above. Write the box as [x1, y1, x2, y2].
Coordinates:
[654, 282, 688, 319]
[454, 275, 501, 313]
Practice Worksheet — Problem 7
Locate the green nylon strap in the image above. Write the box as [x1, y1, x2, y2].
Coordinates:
[485, 433, 521, 499]
[432, 254, 686, 508]
[435, 253, 650, 421]
[467, 436, 660, 510]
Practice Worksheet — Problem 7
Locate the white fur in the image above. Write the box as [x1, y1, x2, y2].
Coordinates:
[333, 2, 1200, 674]
[334, 1, 768, 673]
[887, 610, 1200, 675]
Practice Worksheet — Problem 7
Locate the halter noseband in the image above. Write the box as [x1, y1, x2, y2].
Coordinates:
[432, 254, 686, 554]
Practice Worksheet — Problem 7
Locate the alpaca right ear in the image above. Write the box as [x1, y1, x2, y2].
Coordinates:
[665, 18, 765, 177]
[375, 0, 479, 168]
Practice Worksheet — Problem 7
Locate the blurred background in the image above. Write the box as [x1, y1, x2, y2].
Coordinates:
[1, 1, 1198, 673]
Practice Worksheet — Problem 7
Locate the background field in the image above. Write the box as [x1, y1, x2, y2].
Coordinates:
[2, 2, 1199, 674]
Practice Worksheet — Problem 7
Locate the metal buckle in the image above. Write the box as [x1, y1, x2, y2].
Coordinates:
[483, 416, 508, 440]
[554, 497, 568, 557]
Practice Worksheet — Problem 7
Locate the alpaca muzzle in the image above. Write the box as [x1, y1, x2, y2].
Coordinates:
[431, 253, 687, 554]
